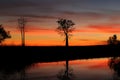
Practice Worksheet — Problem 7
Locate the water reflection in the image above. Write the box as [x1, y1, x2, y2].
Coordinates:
[57, 59, 74, 80]
[108, 57, 120, 80]
[0, 57, 117, 80]
[0, 62, 33, 80]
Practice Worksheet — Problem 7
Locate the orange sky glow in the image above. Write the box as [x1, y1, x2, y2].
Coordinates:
[3, 23, 120, 46]
[2, 25, 120, 46]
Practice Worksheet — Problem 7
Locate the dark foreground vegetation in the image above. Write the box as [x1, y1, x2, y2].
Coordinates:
[0, 45, 120, 63]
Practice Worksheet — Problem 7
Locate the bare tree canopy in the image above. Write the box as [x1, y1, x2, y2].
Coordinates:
[57, 19, 75, 36]
[0, 24, 11, 45]
[56, 18, 75, 47]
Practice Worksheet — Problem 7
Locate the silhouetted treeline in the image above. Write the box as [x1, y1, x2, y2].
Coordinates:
[0, 45, 120, 63]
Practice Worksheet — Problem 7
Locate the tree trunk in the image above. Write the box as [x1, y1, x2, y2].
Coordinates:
[65, 34, 69, 78]
[66, 33, 68, 47]
[22, 27, 25, 46]
[21, 27, 25, 46]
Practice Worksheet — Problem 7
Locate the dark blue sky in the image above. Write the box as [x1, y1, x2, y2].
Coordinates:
[0, 0, 120, 17]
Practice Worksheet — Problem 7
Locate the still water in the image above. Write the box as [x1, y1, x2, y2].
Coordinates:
[0, 57, 120, 80]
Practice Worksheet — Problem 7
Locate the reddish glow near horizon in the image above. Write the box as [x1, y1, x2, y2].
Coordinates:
[3, 24, 120, 46]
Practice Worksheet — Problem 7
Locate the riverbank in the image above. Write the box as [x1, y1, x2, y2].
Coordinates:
[0, 45, 120, 63]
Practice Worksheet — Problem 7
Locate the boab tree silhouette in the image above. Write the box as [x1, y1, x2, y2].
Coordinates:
[56, 19, 75, 47]
[0, 24, 11, 45]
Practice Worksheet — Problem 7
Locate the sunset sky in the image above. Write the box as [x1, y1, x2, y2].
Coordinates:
[1, 0, 120, 46]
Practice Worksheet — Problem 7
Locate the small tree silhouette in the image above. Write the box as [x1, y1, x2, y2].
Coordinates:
[112, 34, 117, 43]
[107, 34, 119, 45]
[0, 24, 11, 45]
[56, 19, 75, 47]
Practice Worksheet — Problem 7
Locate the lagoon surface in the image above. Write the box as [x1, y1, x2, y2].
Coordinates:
[0, 57, 120, 80]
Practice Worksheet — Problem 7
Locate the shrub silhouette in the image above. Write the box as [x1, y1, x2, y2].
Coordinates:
[0, 24, 11, 45]
[107, 34, 120, 45]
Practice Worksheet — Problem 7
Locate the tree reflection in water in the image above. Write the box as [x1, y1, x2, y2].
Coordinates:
[0, 62, 34, 80]
[57, 59, 74, 80]
[108, 57, 120, 80]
